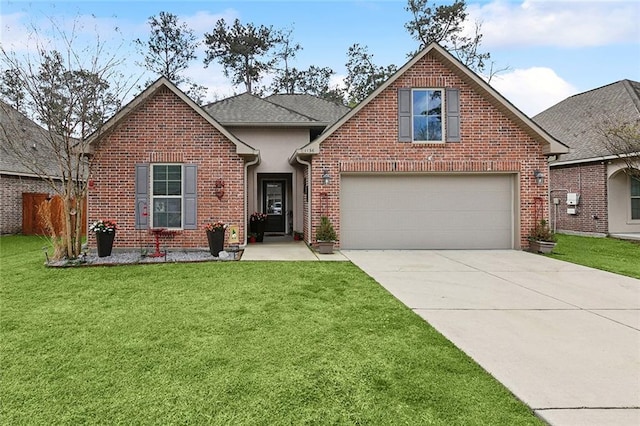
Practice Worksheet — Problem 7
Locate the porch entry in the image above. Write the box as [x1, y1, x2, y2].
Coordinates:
[262, 180, 286, 233]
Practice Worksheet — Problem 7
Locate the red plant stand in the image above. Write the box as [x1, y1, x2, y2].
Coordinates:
[148, 228, 177, 257]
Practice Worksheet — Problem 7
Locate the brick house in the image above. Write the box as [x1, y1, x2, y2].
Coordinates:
[0, 102, 63, 235]
[88, 43, 567, 252]
[534, 80, 640, 237]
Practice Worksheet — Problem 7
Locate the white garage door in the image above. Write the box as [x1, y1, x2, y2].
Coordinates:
[340, 174, 516, 249]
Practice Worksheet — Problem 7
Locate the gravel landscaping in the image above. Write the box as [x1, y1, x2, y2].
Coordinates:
[45, 248, 243, 267]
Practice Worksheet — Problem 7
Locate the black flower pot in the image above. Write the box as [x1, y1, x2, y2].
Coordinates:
[207, 229, 225, 257]
[96, 231, 115, 257]
[250, 220, 265, 242]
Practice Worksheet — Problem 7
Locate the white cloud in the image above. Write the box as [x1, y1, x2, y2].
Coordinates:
[490, 67, 577, 116]
[467, 0, 640, 48]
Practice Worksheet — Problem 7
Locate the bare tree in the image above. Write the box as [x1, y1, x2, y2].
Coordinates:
[0, 17, 136, 259]
[596, 116, 640, 177]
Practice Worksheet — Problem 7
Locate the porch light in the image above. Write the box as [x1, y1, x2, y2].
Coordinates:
[322, 169, 331, 185]
[534, 170, 544, 186]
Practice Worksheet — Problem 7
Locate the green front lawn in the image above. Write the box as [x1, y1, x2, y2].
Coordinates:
[548, 234, 640, 279]
[1, 235, 541, 425]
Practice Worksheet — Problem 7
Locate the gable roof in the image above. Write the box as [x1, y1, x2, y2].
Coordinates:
[87, 77, 257, 156]
[534, 79, 640, 165]
[294, 42, 568, 157]
[203, 93, 323, 127]
[265, 94, 350, 127]
[0, 101, 65, 179]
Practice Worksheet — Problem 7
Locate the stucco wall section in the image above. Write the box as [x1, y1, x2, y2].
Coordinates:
[311, 52, 550, 249]
[88, 87, 245, 249]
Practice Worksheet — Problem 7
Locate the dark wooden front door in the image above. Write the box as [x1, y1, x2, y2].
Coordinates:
[262, 180, 285, 233]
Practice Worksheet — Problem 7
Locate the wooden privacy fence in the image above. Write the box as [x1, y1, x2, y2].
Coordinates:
[22, 193, 87, 236]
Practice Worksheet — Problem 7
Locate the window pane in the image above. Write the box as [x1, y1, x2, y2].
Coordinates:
[413, 90, 427, 114]
[153, 182, 166, 196]
[631, 177, 640, 197]
[413, 116, 429, 141]
[167, 181, 181, 195]
[167, 165, 182, 180]
[428, 115, 442, 140]
[428, 90, 442, 113]
[153, 166, 164, 180]
[632, 198, 640, 220]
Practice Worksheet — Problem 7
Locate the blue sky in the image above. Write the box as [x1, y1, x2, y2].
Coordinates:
[1, 0, 639, 116]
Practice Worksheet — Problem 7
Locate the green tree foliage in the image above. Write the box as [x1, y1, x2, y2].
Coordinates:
[203, 19, 281, 94]
[405, 0, 490, 75]
[135, 11, 206, 103]
[272, 65, 345, 104]
[344, 44, 397, 106]
[270, 27, 302, 94]
[0, 69, 25, 111]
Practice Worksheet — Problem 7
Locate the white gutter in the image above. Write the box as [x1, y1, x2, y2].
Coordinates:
[551, 152, 640, 167]
[242, 154, 260, 247]
[295, 153, 313, 245]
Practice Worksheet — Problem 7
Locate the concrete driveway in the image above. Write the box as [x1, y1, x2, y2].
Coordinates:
[342, 250, 640, 426]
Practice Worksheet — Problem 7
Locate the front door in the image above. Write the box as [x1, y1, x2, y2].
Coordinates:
[263, 180, 285, 233]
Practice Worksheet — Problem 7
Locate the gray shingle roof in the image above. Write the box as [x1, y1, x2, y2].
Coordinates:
[534, 79, 640, 163]
[0, 101, 63, 179]
[265, 94, 350, 127]
[203, 93, 321, 126]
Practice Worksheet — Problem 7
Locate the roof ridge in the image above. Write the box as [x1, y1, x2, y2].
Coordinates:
[261, 95, 321, 122]
[621, 79, 640, 115]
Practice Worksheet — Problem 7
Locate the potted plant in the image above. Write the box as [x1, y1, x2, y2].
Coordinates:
[249, 212, 267, 242]
[204, 221, 227, 257]
[293, 231, 303, 241]
[315, 216, 337, 254]
[528, 219, 557, 254]
[248, 232, 257, 243]
[90, 219, 117, 257]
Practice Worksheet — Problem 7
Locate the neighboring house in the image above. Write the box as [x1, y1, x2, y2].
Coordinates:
[534, 80, 640, 236]
[87, 43, 567, 252]
[0, 102, 62, 235]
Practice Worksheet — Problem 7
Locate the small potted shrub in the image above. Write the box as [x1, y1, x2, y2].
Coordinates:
[528, 219, 557, 254]
[315, 216, 337, 254]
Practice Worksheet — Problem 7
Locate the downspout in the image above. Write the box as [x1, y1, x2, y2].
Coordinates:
[295, 154, 312, 245]
[243, 154, 260, 247]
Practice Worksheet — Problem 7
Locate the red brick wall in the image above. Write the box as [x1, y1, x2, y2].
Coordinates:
[549, 162, 608, 234]
[311, 52, 550, 249]
[88, 87, 245, 250]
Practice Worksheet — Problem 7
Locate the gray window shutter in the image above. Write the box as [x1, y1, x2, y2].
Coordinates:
[446, 88, 460, 142]
[135, 164, 149, 229]
[398, 88, 412, 142]
[183, 164, 197, 230]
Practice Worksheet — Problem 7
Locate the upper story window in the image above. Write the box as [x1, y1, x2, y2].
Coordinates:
[152, 164, 183, 228]
[398, 87, 459, 143]
[412, 89, 443, 142]
[631, 175, 640, 220]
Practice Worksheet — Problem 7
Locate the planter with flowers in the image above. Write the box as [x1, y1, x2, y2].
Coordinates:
[249, 212, 267, 242]
[204, 221, 227, 257]
[90, 219, 117, 257]
[528, 219, 557, 254]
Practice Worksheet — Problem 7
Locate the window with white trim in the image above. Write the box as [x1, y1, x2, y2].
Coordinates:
[631, 175, 640, 220]
[152, 164, 182, 228]
[412, 89, 443, 142]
